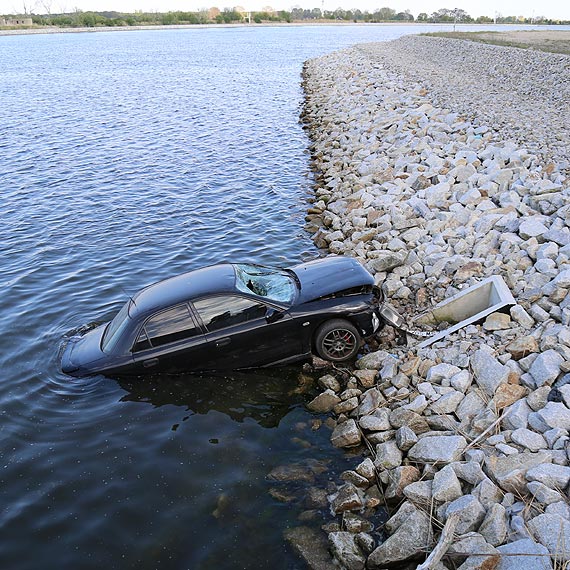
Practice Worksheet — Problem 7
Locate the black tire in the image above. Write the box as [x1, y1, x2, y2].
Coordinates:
[314, 319, 361, 362]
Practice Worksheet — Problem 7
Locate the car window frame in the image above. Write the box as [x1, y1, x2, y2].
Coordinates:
[131, 301, 203, 353]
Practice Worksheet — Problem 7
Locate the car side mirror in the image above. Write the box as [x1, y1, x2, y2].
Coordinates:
[265, 308, 284, 324]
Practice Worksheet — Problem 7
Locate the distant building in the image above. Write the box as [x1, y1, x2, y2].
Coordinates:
[0, 16, 33, 26]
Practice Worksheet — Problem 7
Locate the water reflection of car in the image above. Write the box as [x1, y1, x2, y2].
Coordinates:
[61, 256, 383, 378]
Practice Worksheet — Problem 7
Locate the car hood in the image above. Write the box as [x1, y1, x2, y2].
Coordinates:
[61, 325, 107, 376]
[292, 257, 374, 304]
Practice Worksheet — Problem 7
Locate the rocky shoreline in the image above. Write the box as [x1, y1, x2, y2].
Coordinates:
[296, 35, 570, 569]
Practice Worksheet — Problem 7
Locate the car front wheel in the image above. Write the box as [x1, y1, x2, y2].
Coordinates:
[314, 319, 361, 362]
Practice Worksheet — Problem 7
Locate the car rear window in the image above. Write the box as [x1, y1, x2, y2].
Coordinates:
[234, 264, 296, 304]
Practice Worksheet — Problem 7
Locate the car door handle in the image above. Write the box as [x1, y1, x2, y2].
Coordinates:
[143, 358, 159, 368]
[215, 337, 231, 347]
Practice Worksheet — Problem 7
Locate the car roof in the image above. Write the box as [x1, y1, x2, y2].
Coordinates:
[130, 264, 237, 318]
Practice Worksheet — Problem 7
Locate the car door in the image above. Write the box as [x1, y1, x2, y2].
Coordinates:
[191, 294, 304, 369]
[130, 303, 209, 374]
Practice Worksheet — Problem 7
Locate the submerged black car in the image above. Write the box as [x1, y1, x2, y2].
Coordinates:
[61, 256, 383, 377]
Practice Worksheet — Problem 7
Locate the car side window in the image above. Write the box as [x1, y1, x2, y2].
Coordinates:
[193, 296, 267, 332]
[134, 304, 199, 351]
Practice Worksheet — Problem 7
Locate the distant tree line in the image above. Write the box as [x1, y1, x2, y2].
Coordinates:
[3, 6, 565, 28]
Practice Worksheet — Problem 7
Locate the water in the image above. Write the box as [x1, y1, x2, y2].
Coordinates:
[0, 23, 549, 569]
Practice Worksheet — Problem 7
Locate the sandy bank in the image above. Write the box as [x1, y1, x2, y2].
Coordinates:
[298, 35, 570, 568]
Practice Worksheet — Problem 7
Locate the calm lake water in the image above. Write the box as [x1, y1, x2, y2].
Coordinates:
[0, 23, 547, 569]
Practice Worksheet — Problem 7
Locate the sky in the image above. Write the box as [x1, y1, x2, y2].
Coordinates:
[1, 0, 569, 21]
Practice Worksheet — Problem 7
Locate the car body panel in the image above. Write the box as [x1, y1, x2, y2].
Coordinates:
[60, 257, 382, 378]
[292, 256, 374, 304]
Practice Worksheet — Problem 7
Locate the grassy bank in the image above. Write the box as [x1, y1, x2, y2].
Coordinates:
[423, 30, 570, 55]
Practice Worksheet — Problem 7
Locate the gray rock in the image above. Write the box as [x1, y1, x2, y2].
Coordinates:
[528, 513, 570, 562]
[546, 501, 570, 519]
[503, 399, 532, 430]
[485, 452, 551, 494]
[368, 250, 407, 273]
[511, 428, 548, 451]
[374, 441, 403, 470]
[367, 504, 433, 568]
[527, 481, 565, 505]
[430, 389, 464, 414]
[408, 435, 467, 464]
[496, 538, 552, 570]
[329, 531, 366, 570]
[432, 464, 463, 503]
[478, 503, 508, 546]
[519, 218, 549, 240]
[355, 458, 375, 480]
[510, 304, 535, 329]
[389, 408, 430, 434]
[384, 466, 421, 500]
[358, 408, 391, 432]
[395, 425, 418, 451]
[356, 350, 389, 370]
[452, 461, 488, 485]
[472, 478, 504, 509]
[471, 347, 510, 396]
[426, 362, 461, 384]
[402, 480, 433, 505]
[526, 463, 570, 489]
[331, 419, 361, 448]
[357, 388, 385, 416]
[537, 402, 570, 430]
[445, 494, 486, 534]
[529, 349, 564, 386]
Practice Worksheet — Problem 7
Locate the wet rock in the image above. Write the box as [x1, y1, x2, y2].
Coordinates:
[307, 389, 341, 413]
[329, 531, 366, 570]
[331, 419, 361, 448]
[285, 526, 334, 570]
[330, 483, 365, 514]
[268, 463, 315, 483]
[367, 503, 433, 568]
[408, 435, 467, 464]
[318, 374, 341, 392]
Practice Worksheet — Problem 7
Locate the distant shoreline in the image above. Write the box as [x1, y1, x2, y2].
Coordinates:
[0, 21, 552, 37]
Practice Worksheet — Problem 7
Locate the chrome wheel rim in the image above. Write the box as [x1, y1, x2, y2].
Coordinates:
[322, 328, 357, 359]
